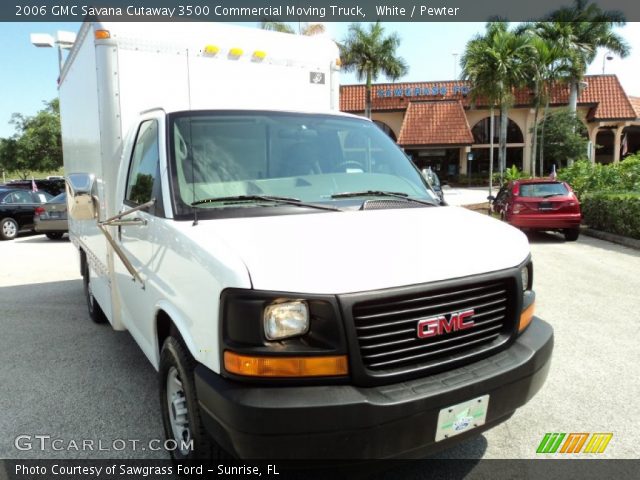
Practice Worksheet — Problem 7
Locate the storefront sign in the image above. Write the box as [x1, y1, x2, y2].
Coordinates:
[376, 85, 470, 98]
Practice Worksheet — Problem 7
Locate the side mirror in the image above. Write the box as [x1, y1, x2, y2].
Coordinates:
[66, 173, 98, 221]
[487, 195, 496, 202]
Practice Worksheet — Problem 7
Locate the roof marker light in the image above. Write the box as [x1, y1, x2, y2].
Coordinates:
[252, 50, 267, 61]
[228, 47, 243, 58]
[94, 30, 110, 40]
[203, 45, 220, 56]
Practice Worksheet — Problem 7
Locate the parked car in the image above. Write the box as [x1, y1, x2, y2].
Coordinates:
[0, 188, 53, 240]
[34, 192, 68, 240]
[5, 178, 65, 196]
[489, 179, 582, 241]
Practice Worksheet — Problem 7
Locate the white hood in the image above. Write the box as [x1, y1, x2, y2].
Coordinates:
[182, 206, 530, 294]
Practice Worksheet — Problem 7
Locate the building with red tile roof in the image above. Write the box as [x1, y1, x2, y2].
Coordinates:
[340, 75, 640, 179]
[398, 101, 473, 146]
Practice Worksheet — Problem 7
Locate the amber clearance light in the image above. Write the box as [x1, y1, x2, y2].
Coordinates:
[519, 301, 535, 332]
[224, 351, 348, 377]
[94, 30, 111, 40]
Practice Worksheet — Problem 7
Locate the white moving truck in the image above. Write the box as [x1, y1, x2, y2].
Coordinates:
[60, 21, 553, 460]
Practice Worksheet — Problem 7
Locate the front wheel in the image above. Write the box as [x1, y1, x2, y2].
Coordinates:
[0, 217, 18, 240]
[159, 337, 228, 460]
[82, 258, 107, 323]
[564, 228, 580, 241]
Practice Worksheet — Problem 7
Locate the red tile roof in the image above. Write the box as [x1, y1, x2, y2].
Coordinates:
[397, 101, 473, 146]
[629, 96, 640, 119]
[340, 75, 636, 121]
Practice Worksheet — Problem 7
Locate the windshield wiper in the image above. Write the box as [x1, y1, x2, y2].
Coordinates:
[191, 195, 341, 212]
[330, 190, 436, 206]
[542, 193, 564, 198]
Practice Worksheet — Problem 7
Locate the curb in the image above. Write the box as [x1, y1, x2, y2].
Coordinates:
[581, 227, 640, 251]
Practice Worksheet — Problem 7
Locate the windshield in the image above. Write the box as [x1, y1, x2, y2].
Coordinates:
[168, 112, 436, 217]
[519, 182, 569, 198]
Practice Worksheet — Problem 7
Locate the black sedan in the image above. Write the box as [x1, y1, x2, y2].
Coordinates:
[0, 188, 53, 240]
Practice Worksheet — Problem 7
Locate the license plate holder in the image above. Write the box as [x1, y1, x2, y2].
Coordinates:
[435, 394, 489, 442]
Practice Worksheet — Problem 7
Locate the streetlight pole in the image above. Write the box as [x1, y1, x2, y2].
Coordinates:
[452, 52, 459, 79]
[30, 31, 76, 76]
[602, 51, 614, 74]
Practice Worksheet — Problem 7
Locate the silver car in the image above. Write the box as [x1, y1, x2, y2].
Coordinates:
[34, 192, 68, 240]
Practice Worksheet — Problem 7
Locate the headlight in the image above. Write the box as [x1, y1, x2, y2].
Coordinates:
[263, 300, 309, 340]
[520, 263, 532, 291]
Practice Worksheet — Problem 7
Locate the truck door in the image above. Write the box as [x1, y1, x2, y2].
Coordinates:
[113, 116, 166, 361]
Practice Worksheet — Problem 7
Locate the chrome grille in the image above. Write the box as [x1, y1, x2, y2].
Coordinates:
[352, 279, 515, 372]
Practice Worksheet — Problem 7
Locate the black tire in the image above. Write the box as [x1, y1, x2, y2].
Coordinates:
[82, 258, 107, 323]
[46, 232, 64, 240]
[159, 336, 229, 461]
[564, 228, 580, 242]
[0, 217, 18, 240]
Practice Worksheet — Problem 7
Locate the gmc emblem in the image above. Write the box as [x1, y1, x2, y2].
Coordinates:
[417, 309, 475, 339]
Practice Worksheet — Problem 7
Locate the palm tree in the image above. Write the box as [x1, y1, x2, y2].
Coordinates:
[461, 22, 533, 184]
[340, 22, 408, 119]
[521, 33, 573, 176]
[260, 21, 326, 36]
[536, 0, 630, 113]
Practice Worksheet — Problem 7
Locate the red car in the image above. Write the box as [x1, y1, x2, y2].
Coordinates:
[490, 179, 582, 241]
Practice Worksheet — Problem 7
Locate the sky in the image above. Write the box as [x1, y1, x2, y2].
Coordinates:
[0, 21, 639, 138]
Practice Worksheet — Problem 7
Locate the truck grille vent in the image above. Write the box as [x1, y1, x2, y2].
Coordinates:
[360, 200, 424, 210]
[352, 279, 514, 372]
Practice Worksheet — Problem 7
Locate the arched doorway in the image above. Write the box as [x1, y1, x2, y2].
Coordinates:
[621, 126, 640, 160]
[373, 120, 397, 142]
[469, 116, 524, 174]
[595, 129, 615, 164]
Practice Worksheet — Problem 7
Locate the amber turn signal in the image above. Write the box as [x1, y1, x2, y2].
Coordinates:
[519, 301, 535, 332]
[224, 351, 348, 377]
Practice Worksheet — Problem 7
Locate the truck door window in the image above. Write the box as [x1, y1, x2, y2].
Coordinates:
[126, 120, 160, 207]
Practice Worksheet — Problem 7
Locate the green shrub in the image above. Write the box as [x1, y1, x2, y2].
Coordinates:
[492, 165, 531, 186]
[582, 192, 640, 239]
[618, 155, 640, 191]
[558, 156, 640, 198]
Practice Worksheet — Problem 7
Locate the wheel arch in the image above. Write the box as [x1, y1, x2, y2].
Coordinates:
[155, 303, 200, 370]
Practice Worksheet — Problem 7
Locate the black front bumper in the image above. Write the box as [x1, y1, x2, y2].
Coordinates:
[195, 317, 553, 459]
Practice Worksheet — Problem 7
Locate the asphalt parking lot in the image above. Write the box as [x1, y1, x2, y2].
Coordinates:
[1, 226, 639, 464]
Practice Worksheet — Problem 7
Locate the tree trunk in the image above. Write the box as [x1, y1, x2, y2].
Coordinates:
[539, 99, 550, 177]
[530, 103, 540, 177]
[499, 104, 508, 183]
[489, 107, 495, 198]
[568, 80, 578, 114]
[365, 71, 372, 119]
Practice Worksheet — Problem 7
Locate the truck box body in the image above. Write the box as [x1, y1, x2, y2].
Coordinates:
[59, 21, 553, 460]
